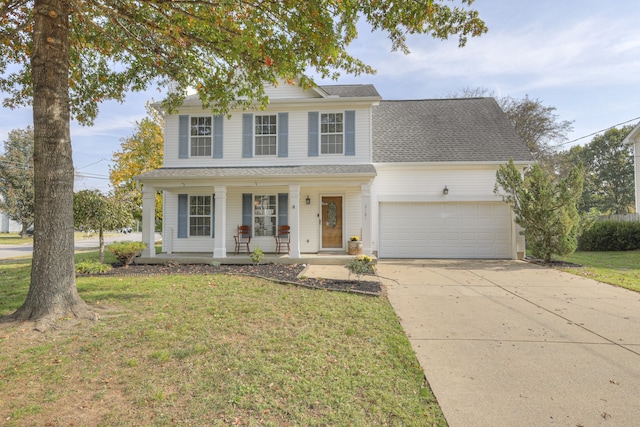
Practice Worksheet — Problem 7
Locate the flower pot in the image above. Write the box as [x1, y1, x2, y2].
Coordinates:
[348, 240, 362, 255]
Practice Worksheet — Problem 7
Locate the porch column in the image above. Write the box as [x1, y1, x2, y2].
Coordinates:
[213, 185, 227, 258]
[361, 183, 373, 256]
[288, 184, 301, 258]
[141, 184, 156, 257]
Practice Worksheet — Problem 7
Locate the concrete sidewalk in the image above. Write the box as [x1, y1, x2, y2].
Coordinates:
[306, 259, 640, 427]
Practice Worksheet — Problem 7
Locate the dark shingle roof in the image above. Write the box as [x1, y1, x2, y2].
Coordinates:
[137, 164, 376, 180]
[319, 84, 380, 98]
[372, 98, 533, 163]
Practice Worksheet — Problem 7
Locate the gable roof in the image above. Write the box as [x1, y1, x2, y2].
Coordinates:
[372, 98, 533, 163]
[318, 84, 380, 98]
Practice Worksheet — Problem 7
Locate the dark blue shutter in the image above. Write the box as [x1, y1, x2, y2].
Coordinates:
[211, 194, 215, 238]
[242, 113, 253, 158]
[278, 112, 288, 157]
[308, 111, 319, 157]
[178, 194, 188, 238]
[278, 193, 288, 226]
[345, 110, 356, 156]
[178, 115, 189, 159]
[242, 194, 252, 233]
[213, 115, 223, 158]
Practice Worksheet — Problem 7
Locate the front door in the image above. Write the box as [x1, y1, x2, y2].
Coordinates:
[321, 196, 343, 249]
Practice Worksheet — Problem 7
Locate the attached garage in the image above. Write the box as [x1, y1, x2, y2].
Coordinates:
[378, 202, 513, 259]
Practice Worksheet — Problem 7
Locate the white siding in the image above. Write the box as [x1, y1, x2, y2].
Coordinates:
[263, 83, 322, 99]
[164, 185, 364, 254]
[163, 104, 373, 168]
[371, 164, 518, 258]
[1, 211, 22, 233]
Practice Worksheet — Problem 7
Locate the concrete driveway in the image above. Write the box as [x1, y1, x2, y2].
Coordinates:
[377, 259, 640, 427]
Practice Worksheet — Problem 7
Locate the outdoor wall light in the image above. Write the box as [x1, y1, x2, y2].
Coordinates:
[443, 186, 449, 195]
[306, 195, 311, 205]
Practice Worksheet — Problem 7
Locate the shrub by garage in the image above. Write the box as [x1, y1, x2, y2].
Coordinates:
[578, 221, 640, 251]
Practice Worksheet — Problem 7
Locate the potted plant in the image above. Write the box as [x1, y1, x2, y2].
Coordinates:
[347, 236, 363, 255]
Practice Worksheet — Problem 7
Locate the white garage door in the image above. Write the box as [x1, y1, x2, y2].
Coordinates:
[379, 202, 512, 259]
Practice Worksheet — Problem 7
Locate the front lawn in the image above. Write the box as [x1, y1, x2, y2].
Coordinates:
[0, 254, 445, 426]
[557, 251, 640, 292]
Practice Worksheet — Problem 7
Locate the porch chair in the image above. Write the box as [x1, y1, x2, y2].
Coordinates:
[234, 225, 252, 255]
[274, 225, 291, 255]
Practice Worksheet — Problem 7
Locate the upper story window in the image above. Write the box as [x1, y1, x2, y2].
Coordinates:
[189, 195, 211, 236]
[255, 115, 277, 156]
[190, 117, 212, 157]
[321, 113, 344, 154]
[254, 195, 277, 236]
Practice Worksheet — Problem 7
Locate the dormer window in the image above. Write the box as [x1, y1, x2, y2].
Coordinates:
[255, 115, 277, 156]
[321, 113, 343, 154]
[190, 116, 212, 157]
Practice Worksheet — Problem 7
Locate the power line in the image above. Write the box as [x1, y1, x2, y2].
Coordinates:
[556, 116, 640, 148]
[77, 158, 107, 170]
[75, 172, 109, 180]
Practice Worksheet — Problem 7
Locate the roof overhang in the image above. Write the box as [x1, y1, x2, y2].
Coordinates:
[623, 121, 640, 145]
[136, 165, 377, 189]
[373, 160, 532, 170]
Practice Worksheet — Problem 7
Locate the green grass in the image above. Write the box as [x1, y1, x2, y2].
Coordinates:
[0, 233, 32, 245]
[557, 251, 640, 292]
[0, 253, 446, 426]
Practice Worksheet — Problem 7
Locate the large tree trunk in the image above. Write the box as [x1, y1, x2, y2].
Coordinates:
[8, 0, 97, 331]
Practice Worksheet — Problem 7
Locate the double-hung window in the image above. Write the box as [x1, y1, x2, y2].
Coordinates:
[320, 113, 343, 154]
[189, 195, 211, 236]
[253, 195, 277, 236]
[190, 116, 212, 157]
[255, 115, 277, 156]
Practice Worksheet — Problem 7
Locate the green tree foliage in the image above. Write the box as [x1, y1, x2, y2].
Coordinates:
[0, 127, 34, 237]
[495, 159, 584, 262]
[110, 102, 164, 222]
[558, 126, 635, 214]
[0, 0, 486, 327]
[74, 189, 134, 263]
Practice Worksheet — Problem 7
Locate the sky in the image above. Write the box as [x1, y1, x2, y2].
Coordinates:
[1, 0, 639, 193]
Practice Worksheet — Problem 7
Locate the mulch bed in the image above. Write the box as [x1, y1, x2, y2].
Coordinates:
[91, 262, 382, 296]
[524, 256, 583, 268]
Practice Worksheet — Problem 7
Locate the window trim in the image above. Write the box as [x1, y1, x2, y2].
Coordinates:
[253, 194, 278, 236]
[189, 116, 213, 157]
[188, 195, 212, 237]
[320, 112, 344, 155]
[254, 114, 278, 156]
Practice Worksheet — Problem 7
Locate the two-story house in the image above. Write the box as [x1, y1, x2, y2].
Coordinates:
[136, 82, 532, 260]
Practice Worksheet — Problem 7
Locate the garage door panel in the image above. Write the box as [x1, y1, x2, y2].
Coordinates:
[379, 202, 512, 259]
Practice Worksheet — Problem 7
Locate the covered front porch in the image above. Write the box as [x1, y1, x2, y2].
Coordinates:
[136, 165, 376, 261]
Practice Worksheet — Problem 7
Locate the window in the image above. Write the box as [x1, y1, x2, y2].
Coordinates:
[254, 195, 277, 236]
[189, 195, 211, 236]
[255, 115, 277, 156]
[321, 113, 343, 154]
[190, 116, 212, 157]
